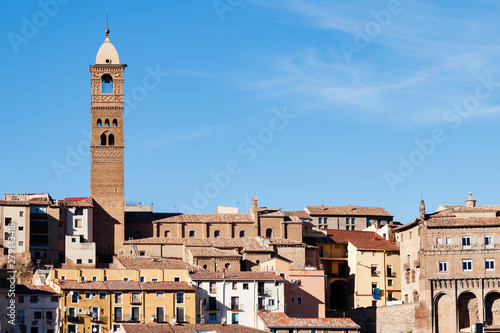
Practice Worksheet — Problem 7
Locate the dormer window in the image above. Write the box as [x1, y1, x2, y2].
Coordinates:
[102, 74, 113, 93]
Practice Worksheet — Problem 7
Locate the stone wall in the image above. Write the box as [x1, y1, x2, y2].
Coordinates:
[329, 303, 417, 333]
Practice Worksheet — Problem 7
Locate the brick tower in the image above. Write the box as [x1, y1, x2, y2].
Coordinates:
[90, 29, 127, 260]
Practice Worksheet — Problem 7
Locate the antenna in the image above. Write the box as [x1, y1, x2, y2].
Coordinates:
[105, 8, 110, 35]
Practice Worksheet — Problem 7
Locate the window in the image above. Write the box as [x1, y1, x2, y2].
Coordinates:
[19, 296, 24, 303]
[151, 278, 158, 282]
[74, 208, 83, 215]
[388, 279, 393, 286]
[297, 314, 303, 318]
[114, 307, 122, 322]
[297, 297, 302, 304]
[113, 325, 122, 333]
[156, 292, 165, 300]
[371, 265, 378, 276]
[123, 277, 129, 282]
[105, 119, 110, 126]
[239, 230, 245, 238]
[291, 296, 295, 302]
[20, 211, 24, 217]
[269, 299, 275, 306]
[174, 277, 181, 282]
[85, 292, 91, 299]
[231, 296, 239, 310]
[131, 292, 141, 303]
[210, 282, 216, 293]
[243, 283, 248, 290]
[104, 275, 108, 281]
[97, 119, 102, 126]
[131, 307, 140, 321]
[297, 279, 302, 286]
[18, 241, 23, 246]
[68, 324, 76, 333]
[18, 226, 23, 231]
[92, 292, 97, 297]
[113, 119, 118, 127]
[189, 230, 195, 237]
[346, 226, 350, 230]
[99, 292, 106, 300]
[351, 226, 355, 230]
[486, 235, 494, 247]
[30, 295, 39, 303]
[109, 134, 115, 146]
[439, 261, 448, 272]
[114, 292, 122, 304]
[436, 238, 442, 245]
[68, 307, 76, 318]
[76, 259, 82, 264]
[462, 260, 472, 271]
[446, 237, 451, 245]
[74, 219, 82, 228]
[71, 292, 79, 303]
[100, 133, 107, 145]
[34, 311, 42, 319]
[81, 276, 85, 282]
[18, 310, 25, 324]
[176, 307, 185, 322]
[486, 259, 495, 271]
[318, 218, 322, 224]
[102, 74, 113, 93]
[46, 311, 53, 320]
[140, 276, 145, 282]
[462, 236, 471, 248]
[156, 306, 165, 322]
[232, 312, 239, 324]
[214, 230, 220, 238]
[266, 228, 273, 238]
[71, 238, 76, 243]
[176, 292, 184, 304]
[324, 218, 328, 224]
[5, 217, 12, 226]
[232, 282, 237, 290]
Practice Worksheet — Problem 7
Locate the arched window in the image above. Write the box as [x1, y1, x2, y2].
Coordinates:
[164, 231, 170, 237]
[203, 265, 208, 270]
[105, 119, 110, 127]
[113, 119, 117, 127]
[214, 230, 220, 238]
[102, 74, 113, 93]
[225, 263, 231, 269]
[265, 228, 273, 238]
[239, 230, 245, 238]
[100, 133, 107, 146]
[97, 119, 102, 127]
[108, 134, 115, 146]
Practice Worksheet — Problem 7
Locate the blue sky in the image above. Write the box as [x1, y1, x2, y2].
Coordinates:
[2, 0, 500, 223]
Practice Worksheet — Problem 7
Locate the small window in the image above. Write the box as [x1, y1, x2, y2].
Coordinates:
[139, 276, 145, 282]
[243, 283, 249, 290]
[156, 292, 165, 300]
[97, 119, 102, 127]
[189, 230, 195, 237]
[214, 230, 220, 238]
[88, 259, 93, 264]
[18, 241, 23, 246]
[113, 119, 117, 127]
[462, 259, 472, 271]
[486, 235, 494, 247]
[297, 279, 302, 286]
[85, 292, 91, 299]
[18, 226, 23, 231]
[297, 297, 302, 304]
[174, 277, 181, 282]
[291, 296, 295, 302]
[176, 292, 184, 304]
[76, 259, 82, 264]
[123, 277, 129, 282]
[239, 230, 245, 238]
[462, 236, 471, 248]
[108, 134, 115, 146]
[75, 219, 82, 228]
[446, 238, 451, 245]
[99, 292, 106, 300]
[102, 74, 113, 93]
[297, 314, 303, 318]
[114, 293, 122, 304]
[486, 259, 495, 271]
[266, 228, 273, 238]
[232, 282, 237, 290]
[19, 211, 23, 217]
[46, 311, 53, 320]
[60, 276, 66, 280]
[439, 261, 448, 272]
[100, 133, 107, 146]
[388, 279, 393, 286]
[34, 311, 42, 319]
[151, 278, 158, 282]
[269, 299, 275, 306]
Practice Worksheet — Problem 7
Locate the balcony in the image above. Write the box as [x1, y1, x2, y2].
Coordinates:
[68, 315, 80, 322]
[92, 315, 107, 322]
[404, 263, 410, 271]
[231, 304, 244, 311]
[258, 288, 268, 296]
[414, 260, 420, 268]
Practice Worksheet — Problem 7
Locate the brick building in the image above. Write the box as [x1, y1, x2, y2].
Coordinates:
[395, 193, 500, 332]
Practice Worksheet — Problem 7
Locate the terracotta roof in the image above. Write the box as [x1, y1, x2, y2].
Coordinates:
[61, 197, 93, 208]
[426, 216, 500, 227]
[190, 271, 281, 281]
[283, 210, 310, 218]
[104, 281, 142, 290]
[0, 200, 30, 207]
[122, 324, 267, 333]
[15, 284, 58, 295]
[258, 312, 360, 329]
[56, 280, 109, 290]
[326, 230, 399, 251]
[283, 215, 303, 223]
[267, 238, 306, 246]
[115, 256, 199, 271]
[154, 213, 253, 223]
[258, 208, 284, 217]
[140, 281, 194, 291]
[124, 237, 273, 253]
[305, 205, 392, 217]
[189, 247, 241, 258]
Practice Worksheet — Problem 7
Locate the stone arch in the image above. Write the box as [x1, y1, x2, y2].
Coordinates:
[485, 291, 500, 326]
[265, 228, 273, 238]
[330, 280, 348, 310]
[458, 291, 478, 331]
[434, 292, 454, 333]
[113, 119, 118, 127]
[108, 134, 115, 146]
[100, 133, 107, 146]
[105, 119, 110, 127]
[97, 118, 102, 127]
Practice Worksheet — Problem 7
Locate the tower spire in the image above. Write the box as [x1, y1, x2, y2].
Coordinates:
[105, 8, 110, 36]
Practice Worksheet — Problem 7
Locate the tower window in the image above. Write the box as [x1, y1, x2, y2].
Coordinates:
[100, 133, 107, 146]
[97, 119, 102, 127]
[102, 74, 113, 93]
[113, 119, 118, 127]
[266, 228, 273, 238]
[108, 134, 115, 146]
[105, 119, 110, 127]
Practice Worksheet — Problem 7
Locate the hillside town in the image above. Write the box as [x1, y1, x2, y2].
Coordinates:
[2, 29, 500, 333]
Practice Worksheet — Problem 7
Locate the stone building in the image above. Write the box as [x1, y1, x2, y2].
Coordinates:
[395, 193, 500, 332]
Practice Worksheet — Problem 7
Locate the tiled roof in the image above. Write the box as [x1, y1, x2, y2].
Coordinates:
[267, 238, 305, 246]
[61, 197, 93, 208]
[15, 284, 58, 295]
[283, 215, 303, 224]
[154, 213, 253, 223]
[122, 324, 267, 333]
[258, 208, 284, 217]
[140, 281, 194, 291]
[426, 216, 500, 227]
[0, 200, 29, 207]
[115, 256, 199, 271]
[305, 205, 393, 217]
[123, 237, 273, 253]
[326, 230, 399, 251]
[258, 312, 360, 329]
[283, 210, 310, 218]
[55, 280, 194, 291]
[190, 271, 281, 281]
[189, 247, 241, 258]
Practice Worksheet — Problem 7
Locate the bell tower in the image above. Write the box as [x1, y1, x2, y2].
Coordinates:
[90, 29, 127, 259]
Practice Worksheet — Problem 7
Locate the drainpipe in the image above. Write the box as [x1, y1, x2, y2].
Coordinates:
[383, 250, 387, 306]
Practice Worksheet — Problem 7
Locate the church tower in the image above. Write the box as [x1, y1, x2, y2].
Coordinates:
[90, 29, 127, 259]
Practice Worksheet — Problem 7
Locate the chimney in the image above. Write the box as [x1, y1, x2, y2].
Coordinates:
[419, 200, 425, 221]
[252, 196, 259, 236]
[465, 192, 476, 208]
